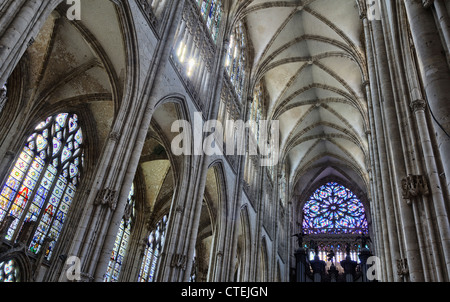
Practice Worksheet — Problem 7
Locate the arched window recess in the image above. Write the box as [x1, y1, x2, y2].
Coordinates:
[138, 214, 169, 282]
[197, 0, 223, 43]
[225, 21, 247, 100]
[171, 0, 223, 110]
[0, 113, 84, 261]
[104, 183, 136, 282]
[137, 0, 169, 28]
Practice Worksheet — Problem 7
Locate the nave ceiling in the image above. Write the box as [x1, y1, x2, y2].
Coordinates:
[232, 0, 370, 202]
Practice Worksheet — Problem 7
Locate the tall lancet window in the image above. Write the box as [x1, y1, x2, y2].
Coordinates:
[104, 184, 136, 282]
[0, 259, 20, 282]
[225, 22, 247, 99]
[249, 83, 262, 144]
[197, 0, 222, 43]
[148, 0, 167, 18]
[0, 113, 84, 260]
[138, 215, 169, 282]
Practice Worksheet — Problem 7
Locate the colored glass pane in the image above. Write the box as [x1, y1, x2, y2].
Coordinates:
[138, 215, 168, 282]
[197, 0, 222, 43]
[0, 259, 21, 282]
[104, 184, 136, 282]
[226, 22, 246, 99]
[0, 113, 83, 261]
[302, 182, 368, 235]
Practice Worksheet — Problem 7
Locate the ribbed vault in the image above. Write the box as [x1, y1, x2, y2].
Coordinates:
[240, 0, 370, 202]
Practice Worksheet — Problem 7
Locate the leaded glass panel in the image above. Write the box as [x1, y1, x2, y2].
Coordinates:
[0, 113, 84, 260]
[302, 182, 368, 235]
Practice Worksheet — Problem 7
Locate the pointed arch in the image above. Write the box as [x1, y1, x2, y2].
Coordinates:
[236, 204, 252, 282]
[259, 236, 269, 282]
[0, 112, 85, 260]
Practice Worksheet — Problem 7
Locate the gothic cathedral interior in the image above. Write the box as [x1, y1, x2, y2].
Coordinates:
[0, 0, 450, 283]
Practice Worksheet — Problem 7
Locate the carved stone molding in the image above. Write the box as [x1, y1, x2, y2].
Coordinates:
[0, 242, 28, 263]
[175, 205, 184, 213]
[422, 0, 434, 9]
[356, 0, 368, 19]
[401, 174, 430, 202]
[171, 253, 187, 270]
[137, 0, 159, 28]
[109, 131, 121, 142]
[410, 99, 427, 113]
[94, 188, 118, 210]
[397, 258, 409, 277]
[79, 272, 95, 282]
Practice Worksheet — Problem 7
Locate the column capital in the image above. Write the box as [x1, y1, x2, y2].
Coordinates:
[222, 37, 230, 49]
[356, 0, 368, 20]
[109, 131, 121, 142]
[5, 150, 15, 157]
[410, 99, 427, 113]
[422, 0, 434, 8]
[362, 80, 370, 89]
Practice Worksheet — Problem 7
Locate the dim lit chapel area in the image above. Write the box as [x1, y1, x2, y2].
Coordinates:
[1, 0, 450, 291]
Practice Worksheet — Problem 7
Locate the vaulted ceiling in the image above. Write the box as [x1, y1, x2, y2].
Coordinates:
[236, 0, 370, 199]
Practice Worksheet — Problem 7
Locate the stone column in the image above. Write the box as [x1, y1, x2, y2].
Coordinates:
[411, 99, 450, 280]
[432, 0, 450, 60]
[0, 150, 15, 182]
[404, 0, 450, 192]
[0, 0, 61, 85]
[364, 16, 400, 282]
[91, 0, 187, 282]
[208, 39, 241, 283]
[155, 1, 231, 282]
[371, 17, 424, 282]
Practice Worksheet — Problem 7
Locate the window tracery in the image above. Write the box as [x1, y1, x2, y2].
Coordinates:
[225, 22, 246, 100]
[0, 113, 84, 260]
[138, 215, 169, 282]
[104, 184, 136, 282]
[302, 182, 368, 235]
[198, 0, 222, 43]
[0, 259, 21, 282]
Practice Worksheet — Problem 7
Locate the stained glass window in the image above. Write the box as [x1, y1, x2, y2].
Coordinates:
[104, 184, 136, 282]
[225, 22, 246, 99]
[138, 215, 168, 282]
[0, 113, 84, 260]
[302, 182, 368, 235]
[0, 259, 21, 282]
[148, 0, 167, 18]
[0, 83, 7, 114]
[197, 0, 222, 43]
[249, 83, 263, 144]
[189, 250, 197, 282]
